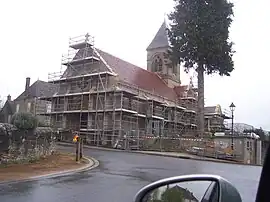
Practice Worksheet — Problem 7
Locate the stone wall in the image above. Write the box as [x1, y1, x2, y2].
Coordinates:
[0, 123, 56, 165]
[135, 136, 261, 164]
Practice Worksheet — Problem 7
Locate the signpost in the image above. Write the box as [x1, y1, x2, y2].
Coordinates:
[79, 137, 83, 159]
[73, 132, 80, 162]
[72, 132, 84, 161]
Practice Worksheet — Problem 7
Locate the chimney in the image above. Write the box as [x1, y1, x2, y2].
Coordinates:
[25, 77, 30, 91]
[7, 94, 11, 101]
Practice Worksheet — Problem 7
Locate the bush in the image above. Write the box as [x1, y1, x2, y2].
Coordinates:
[37, 121, 50, 127]
[11, 112, 38, 130]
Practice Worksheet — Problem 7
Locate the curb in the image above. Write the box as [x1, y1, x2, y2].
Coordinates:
[57, 142, 261, 167]
[0, 155, 99, 185]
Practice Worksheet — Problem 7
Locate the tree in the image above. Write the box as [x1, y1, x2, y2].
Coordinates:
[11, 112, 38, 130]
[244, 127, 266, 141]
[167, 0, 235, 136]
[161, 187, 184, 202]
[148, 188, 163, 202]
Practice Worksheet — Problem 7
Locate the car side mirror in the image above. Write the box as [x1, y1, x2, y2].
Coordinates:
[134, 174, 242, 202]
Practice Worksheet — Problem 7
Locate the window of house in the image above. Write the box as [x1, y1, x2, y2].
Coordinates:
[46, 103, 52, 113]
[247, 141, 252, 151]
[16, 104, 20, 112]
[27, 102, 31, 112]
[45, 116, 50, 125]
[56, 114, 63, 122]
[8, 115, 11, 123]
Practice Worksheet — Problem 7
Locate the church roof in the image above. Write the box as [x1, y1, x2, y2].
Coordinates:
[61, 47, 179, 100]
[146, 21, 169, 51]
[58, 23, 191, 101]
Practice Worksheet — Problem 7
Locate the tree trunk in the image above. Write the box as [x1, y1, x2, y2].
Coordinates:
[197, 63, 205, 137]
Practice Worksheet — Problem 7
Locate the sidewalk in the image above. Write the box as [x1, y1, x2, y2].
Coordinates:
[132, 150, 237, 164]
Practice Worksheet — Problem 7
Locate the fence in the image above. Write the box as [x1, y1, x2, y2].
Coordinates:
[56, 129, 252, 162]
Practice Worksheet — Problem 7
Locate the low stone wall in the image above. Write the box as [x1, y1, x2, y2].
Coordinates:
[0, 123, 56, 165]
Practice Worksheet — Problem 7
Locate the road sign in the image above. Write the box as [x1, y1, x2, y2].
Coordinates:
[73, 134, 79, 143]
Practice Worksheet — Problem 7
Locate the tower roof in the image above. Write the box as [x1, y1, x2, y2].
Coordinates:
[146, 21, 169, 51]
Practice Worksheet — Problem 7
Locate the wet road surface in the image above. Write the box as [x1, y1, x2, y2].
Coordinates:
[0, 146, 262, 202]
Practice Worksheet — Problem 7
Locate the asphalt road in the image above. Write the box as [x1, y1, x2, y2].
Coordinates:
[0, 146, 262, 202]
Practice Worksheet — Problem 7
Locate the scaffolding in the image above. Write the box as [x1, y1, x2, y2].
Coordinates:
[204, 107, 231, 135]
[41, 33, 198, 150]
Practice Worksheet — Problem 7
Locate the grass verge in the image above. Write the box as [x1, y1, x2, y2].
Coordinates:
[0, 152, 87, 182]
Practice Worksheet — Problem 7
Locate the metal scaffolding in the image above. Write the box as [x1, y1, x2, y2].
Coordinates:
[40, 33, 198, 150]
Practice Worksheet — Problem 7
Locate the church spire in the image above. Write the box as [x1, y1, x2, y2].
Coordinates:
[146, 19, 181, 87]
[146, 20, 169, 51]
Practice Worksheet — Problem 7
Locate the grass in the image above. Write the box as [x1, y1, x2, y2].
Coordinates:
[0, 152, 87, 182]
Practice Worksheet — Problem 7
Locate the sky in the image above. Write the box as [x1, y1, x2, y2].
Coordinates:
[0, 0, 269, 129]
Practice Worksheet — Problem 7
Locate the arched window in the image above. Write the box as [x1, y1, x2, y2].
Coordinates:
[151, 56, 163, 72]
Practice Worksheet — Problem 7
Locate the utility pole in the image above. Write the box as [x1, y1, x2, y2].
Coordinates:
[229, 102, 236, 151]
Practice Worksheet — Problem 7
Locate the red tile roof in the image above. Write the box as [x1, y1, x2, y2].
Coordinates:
[97, 49, 179, 101]
[174, 85, 188, 97]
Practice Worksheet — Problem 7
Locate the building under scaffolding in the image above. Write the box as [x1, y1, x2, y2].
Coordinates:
[39, 23, 198, 149]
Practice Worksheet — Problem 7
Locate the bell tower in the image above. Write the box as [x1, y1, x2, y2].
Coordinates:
[146, 21, 181, 87]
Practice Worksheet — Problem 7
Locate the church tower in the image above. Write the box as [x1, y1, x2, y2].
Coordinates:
[146, 21, 181, 87]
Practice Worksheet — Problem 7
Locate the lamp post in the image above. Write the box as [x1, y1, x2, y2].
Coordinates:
[229, 102, 236, 150]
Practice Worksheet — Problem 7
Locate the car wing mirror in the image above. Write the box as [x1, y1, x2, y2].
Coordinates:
[134, 174, 242, 202]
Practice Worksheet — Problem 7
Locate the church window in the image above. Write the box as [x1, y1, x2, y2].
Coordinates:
[151, 56, 163, 72]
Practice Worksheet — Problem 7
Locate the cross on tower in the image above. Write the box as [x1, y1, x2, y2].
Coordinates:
[85, 33, 90, 42]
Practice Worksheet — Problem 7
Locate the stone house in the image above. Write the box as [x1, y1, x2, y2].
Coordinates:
[0, 78, 57, 125]
[213, 135, 262, 165]
[0, 95, 15, 123]
[204, 105, 231, 134]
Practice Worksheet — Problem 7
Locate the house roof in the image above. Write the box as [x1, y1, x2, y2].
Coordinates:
[205, 106, 217, 114]
[204, 105, 230, 119]
[146, 21, 169, 51]
[15, 80, 58, 101]
[0, 100, 15, 114]
[174, 85, 195, 97]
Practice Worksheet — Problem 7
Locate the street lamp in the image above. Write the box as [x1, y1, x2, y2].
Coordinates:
[229, 102, 236, 150]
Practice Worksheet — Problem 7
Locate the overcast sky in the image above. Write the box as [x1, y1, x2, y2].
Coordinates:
[0, 0, 269, 129]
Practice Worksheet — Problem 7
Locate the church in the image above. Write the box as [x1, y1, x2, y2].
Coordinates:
[34, 21, 198, 148]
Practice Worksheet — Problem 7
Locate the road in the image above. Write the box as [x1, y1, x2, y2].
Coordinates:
[0, 146, 262, 202]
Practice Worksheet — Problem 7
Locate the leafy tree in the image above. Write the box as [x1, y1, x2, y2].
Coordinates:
[11, 112, 38, 130]
[244, 128, 266, 141]
[167, 0, 235, 136]
[150, 188, 161, 202]
[37, 120, 50, 127]
[161, 187, 184, 202]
